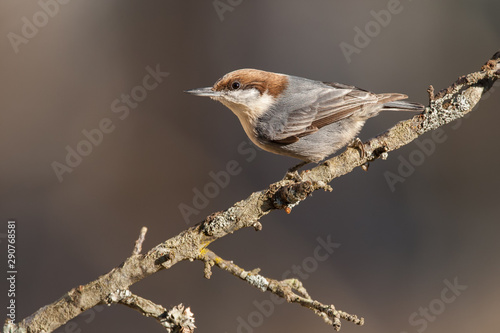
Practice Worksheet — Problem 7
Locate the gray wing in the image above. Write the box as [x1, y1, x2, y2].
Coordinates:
[257, 82, 379, 144]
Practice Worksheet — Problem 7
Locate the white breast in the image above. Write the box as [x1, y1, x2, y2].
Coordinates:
[217, 89, 276, 146]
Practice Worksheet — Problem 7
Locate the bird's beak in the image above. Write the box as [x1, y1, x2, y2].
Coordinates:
[184, 87, 220, 97]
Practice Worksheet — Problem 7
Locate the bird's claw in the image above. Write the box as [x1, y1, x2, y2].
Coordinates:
[284, 161, 310, 181]
[348, 137, 366, 159]
[284, 170, 303, 182]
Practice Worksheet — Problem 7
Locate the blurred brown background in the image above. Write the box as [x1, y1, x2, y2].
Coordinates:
[1, 1, 500, 332]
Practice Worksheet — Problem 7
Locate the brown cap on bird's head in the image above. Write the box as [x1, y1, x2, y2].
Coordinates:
[212, 69, 289, 98]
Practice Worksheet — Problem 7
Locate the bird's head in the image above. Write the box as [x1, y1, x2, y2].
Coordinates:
[185, 69, 289, 120]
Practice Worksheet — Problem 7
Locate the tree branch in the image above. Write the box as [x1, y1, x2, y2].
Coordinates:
[5, 51, 499, 333]
[198, 248, 363, 330]
[132, 226, 148, 255]
[113, 291, 195, 333]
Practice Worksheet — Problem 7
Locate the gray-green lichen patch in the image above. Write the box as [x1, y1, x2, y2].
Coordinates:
[245, 274, 269, 292]
[202, 207, 238, 237]
[161, 304, 196, 332]
[419, 93, 471, 134]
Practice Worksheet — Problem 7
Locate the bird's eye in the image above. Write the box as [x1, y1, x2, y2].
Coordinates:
[231, 81, 241, 90]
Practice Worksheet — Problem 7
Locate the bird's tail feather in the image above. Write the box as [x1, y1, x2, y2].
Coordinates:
[376, 93, 425, 112]
[382, 100, 425, 112]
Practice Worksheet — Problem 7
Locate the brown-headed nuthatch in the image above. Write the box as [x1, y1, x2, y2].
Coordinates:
[186, 69, 424, 166]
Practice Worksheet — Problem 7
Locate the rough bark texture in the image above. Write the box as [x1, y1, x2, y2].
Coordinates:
[4, 51, 499, 333]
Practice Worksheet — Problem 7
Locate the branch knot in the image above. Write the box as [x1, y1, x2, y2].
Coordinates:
[268, 181, 314, 213]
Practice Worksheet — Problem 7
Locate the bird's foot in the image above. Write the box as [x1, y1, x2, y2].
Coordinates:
[283, 161, 309, 181]
[288, 161, 309, 173]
